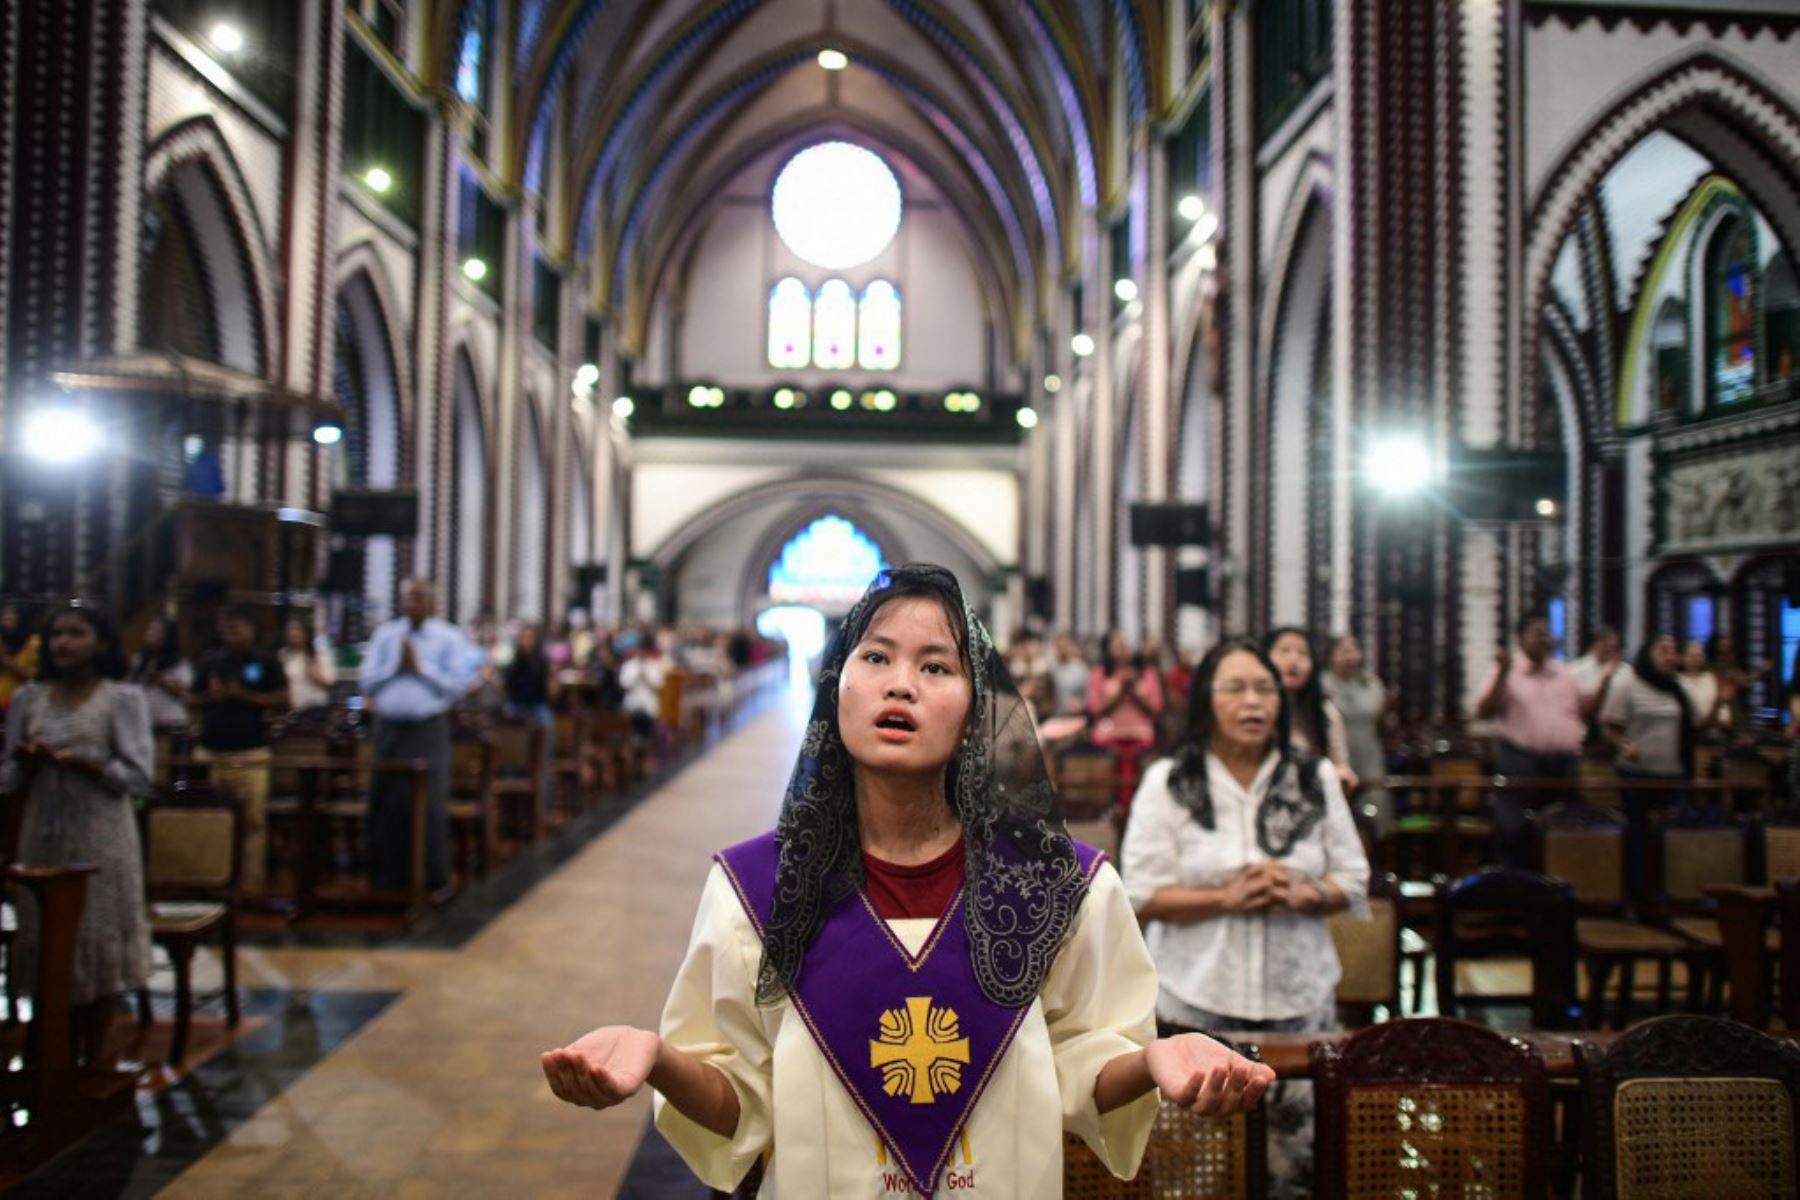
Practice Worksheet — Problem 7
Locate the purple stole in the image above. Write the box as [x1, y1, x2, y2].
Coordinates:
[716, 833, 1105, 1199]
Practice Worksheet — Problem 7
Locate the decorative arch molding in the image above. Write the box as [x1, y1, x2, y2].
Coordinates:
[648, 472, 1000, 580]
[446, 320, 498, 432]
[334, 241, 416, 482]
[1256, 154, 1335, 400]
[1171, 287, 1221, 495]
[605, 42, 1036, 320]
[1523, 51, 1800, 404]
[627, 113, 1021, 360]
[565, 0, 1067, 270]
[1614, 175, 1748, 424]
[1541, 297, 1605, 452]
[141, 115, 280, 375]
[730, 504, 915, 622]
[1255, 161, 1334, 627]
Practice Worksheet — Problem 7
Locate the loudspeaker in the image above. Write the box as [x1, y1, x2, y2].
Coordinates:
[330, 488, 420, 538]
[1175, 566, 1212, 609]
[572, 563, 607, 595]
[322, 547, 363, 593]
[1784, 557, 1800, 605]
[1130, 502, 1211, 547]
[1025, 575, 1052, 619]
[1443, 450, 1566, 522]
[190, 578, 229, 605]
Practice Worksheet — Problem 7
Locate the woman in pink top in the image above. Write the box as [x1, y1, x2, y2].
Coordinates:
[1086, 630, 1166, 816]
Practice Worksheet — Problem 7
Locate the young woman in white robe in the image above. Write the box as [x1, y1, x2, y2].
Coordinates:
[543, 566, 1272, 1196]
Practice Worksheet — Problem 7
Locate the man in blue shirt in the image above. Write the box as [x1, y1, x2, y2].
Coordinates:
[359, 579, 473, 891]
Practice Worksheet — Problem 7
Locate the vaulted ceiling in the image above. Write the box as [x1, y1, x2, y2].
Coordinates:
[429, 0, 1163, 349]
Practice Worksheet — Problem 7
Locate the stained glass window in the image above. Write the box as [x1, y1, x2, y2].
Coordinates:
[1707, 216, 1757, 406]
[457, 30, 485, 104]
[768, 516, 887, 609]
[767, 277, 811, 369]
[813, 279, 856, 370]
[858, 280, 902, 370]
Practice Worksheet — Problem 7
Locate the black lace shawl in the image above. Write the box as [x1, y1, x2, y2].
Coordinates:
[753, 564, 1090, 1010]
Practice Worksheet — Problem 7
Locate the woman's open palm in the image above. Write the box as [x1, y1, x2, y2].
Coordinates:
[542, 1025, 661, 1110]
[1145, 1032, 1275, 1115]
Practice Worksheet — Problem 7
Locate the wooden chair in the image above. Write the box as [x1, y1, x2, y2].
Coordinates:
[1055, 742, 1122, 858]
[134, 782, 242, 1065]
[446, 737, 496, 883]
[487, 720, 546, 848]
[1062, 1040, 1268, 1198]
[265, 728, 338, 894]
[584, 710, 643, 792]
[550, 710, 586, 820]
[1780, 880, 1800, 1031]
[1312, 1017, 1550, 1200]
[1760, 807, 1800, 883]
[1535, 802, 1699, 1028]
[1652, 809, 1753, 1012]
[1435, 867, 1579, 1029]
[1717, 751, 1776, 814]
[1329, 873, 1421, 1025]
[1575, 1013, 1800, 1199]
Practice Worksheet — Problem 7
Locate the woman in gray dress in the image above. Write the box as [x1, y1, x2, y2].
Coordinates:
[0, 604, 153, 1066]
[1321, 634, 1393, 838]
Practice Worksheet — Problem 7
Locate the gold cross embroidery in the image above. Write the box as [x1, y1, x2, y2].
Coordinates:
[869, 996, 972, 1104]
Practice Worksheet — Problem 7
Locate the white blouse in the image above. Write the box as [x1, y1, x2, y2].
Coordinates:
[1120, 753, 1370, 1022]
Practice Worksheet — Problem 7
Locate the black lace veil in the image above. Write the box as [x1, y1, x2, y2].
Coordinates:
[754, 564, 1090, 1009]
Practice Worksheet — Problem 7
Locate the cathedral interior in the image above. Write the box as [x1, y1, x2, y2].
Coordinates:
[0, 0, 1798, 1195]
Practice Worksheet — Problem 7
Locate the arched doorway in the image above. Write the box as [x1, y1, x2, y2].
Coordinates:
[515, 396, 548, 622]
[760, 514, 889, 675]
[450, 351, 488, 624]
[1265, 197, 1331, 628]
[329, 271, 404, 641]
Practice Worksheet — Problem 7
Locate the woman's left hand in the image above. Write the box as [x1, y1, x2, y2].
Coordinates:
[1280, 876, 1329, 913]
[1144, 1033, 1276, 1115]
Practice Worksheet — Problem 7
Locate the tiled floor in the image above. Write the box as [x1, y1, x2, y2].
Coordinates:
[160, 697, 800, 1197]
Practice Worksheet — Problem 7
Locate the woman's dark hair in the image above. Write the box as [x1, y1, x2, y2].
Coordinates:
[0, 602, 33, 655]
[1582, 625, 1619, 653]
[1171, 636, 1326, 856]
[1632, 635, 1696, 777]
[1263, 626, 1328, 754]
[1096, 628, 1142, 675]
[1705, 632, 1740, 670]
[37, 603, 129, 681]
[133, 615, 183, 673]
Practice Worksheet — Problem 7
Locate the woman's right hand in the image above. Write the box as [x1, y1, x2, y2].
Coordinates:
[542, 1025, 662, 1110]
[1219, 865, 1276, 913]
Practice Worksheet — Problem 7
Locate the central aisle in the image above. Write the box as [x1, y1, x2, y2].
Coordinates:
[166, 694, 807, 1197]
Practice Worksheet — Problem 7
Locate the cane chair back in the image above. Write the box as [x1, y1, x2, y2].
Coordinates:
[1538, 804, 1629, 910]
[145, 787, 242, 897]
[1056, 743, 1120, 821]
[1764, 821, 1800, 884]
[1312, 1018, 1549, 1200]
[1330, 874, 1401, 1019]
[1579, 759, 1622, 807]
[1576, 1014, 1800, 1199]
[1659, 820, 1746, 914]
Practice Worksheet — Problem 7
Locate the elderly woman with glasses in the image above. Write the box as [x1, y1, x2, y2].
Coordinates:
[1120, 635, 1370, 1190]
